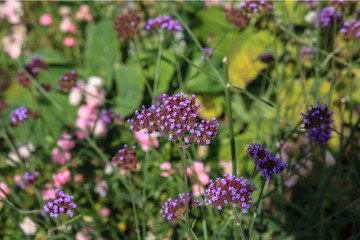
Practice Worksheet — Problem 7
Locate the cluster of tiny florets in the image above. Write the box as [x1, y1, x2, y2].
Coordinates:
[128, 93, 219, 146]
[9, 106, 39, 127]
[43, 189, 77, 218]
[315, 6, 342, 28]
[225, 7, 249, 30]
[247, 143, 288, 181]
[204, 174, 256, 212]
[300, 46, 316, 58]
[256, 157, 288, 181]
[20, 171, 39, 189]
[340, 19, 360, 40]
[100, 109, 115, 124]
[144, 15, 182, 32]
[15, 56, 47, 88]
[201, 47, 213, 61]
[238, 0, 273, 14]
[113, 13, 140, 42]
[58, 70, 79, 92]
[160, 193, 201, 221]
[112, 145, 137, 171]
[300, 102, 334, 145]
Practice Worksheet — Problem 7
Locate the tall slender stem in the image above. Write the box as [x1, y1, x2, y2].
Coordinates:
[181, 144, 191, 239]
[141, 149, 150, 240]
[153, 30, 164, 97]
[249, 179, 267, 240]
[233, 208, 246, 240]
[129, 174, 141, 240]
[223, 58, 237, 176]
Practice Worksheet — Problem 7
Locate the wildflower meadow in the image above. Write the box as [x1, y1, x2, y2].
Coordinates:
[1, 1, 360, 239]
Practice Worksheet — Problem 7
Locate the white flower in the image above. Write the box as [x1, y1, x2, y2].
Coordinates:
[20, 217, 37, 235]
[325, 150, 335, 167]
[7, 143, 35, 166]
[305, 11, 317, 25]
[94, 180, 109, 197]
[87, 76, 103, 89]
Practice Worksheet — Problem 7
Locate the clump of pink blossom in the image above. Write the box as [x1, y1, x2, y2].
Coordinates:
[63, 36, 76, 47]
[75, 4, 92, 22]
[160, 162, 175, 178]
[0, 182, 10, 199]
[187, 161, 210, 196]
[52, 169, 71, 188]
[39, 13, 52, 26]
[134, 129, 161, 152]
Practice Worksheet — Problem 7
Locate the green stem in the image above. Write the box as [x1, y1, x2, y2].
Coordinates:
[129, 174, 141, 240]
[181, 144, 191, 239]
[153, 30, 164, 98]
[249, 179, 267, 240]
[141, 150, 150, 240]
[223, 59, 237, 176]
[232, 209, 246, 240]
[331, 127, 360, 149]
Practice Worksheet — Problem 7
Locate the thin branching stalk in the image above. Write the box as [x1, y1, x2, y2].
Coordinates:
[249, 179, 267, 240]
[129, 174, 141, 240]
[180, 143, 191, 239]
[232, 208, 246, 240]
[153, 30, 164, 97]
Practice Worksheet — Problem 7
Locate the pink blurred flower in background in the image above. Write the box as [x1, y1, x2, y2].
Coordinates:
[187, 161, 210, 197]
[13, 174, 21, 186]
[51, 147, 71, 165]
[134, 129, 160, 152]
[63, 36, 75, 47]
[94, 180, 109, 197]
[20, 217, 37, 235]
[69, 81, 85, 106]
[59, 6, 71, 17]
[57, 133, 76, 151]
[2, 25, 26, 59]
[99, 207, 110, 218]
[0, 0, 24, 24]
[160, 162, 173, 178]
[60, 17, 76, 33]
[75, 4, 92, 22]
[0, 182, 10, 199]
[42, 183, 55, 200]
[52, 169, 71, 187]
[39, 13, 52, 26]
[74, 174, 83, 182]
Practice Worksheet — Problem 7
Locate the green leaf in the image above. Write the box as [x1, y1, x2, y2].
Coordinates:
[84, 19, 120, 91]
[113, 64, 144, 116]
[32, 48, 69, 65]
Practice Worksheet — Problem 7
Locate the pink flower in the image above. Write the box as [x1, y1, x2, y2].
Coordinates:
[59, 6, 71, 16]
[42, 183, 55, 200]
[77, 104, 97, 119]
[134, 129, 160, 152]
[0, 182, 10, 199]
[187, 161, 210, 185]
[84, 86, 105, 107]
[160, 162, 173, 178]
[94, 180, 108, 197]
[218, 160, 232, 174]
[75, 4, 92, 22]
[192, 183, 205, 197]
[52, 169, 71, 187]
[69, 81, 85, 105]
[99, 207, 110, 218]
[63, 36, 75, 47]
[13, 174, 21, 186]
[51, 147, 71, 165]
[39, 13, 52, 26]
[57, 133, 76, 151]
[74, 174, 83, 182]
[60, 17, 76, 33]
[94, 121, 107, 137]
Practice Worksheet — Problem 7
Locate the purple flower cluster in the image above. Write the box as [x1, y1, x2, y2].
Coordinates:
[238, 0, 273, 14]
[201, 47, 213, 61]
[100, 109, 115, 124]
[300, 46, 316, 58]
[128, 93, 219, 146]
[300, 102, 334, 145]
[9, 106, 28, 124]
[204, 173, 256, 212]
[315, 6, 342, 28]
[160, 193, 201, 221]
[43, 189, 76, 218]
[225, 7, 249, 30]
[340, 19, 360, 40]
[145, 15, 182, 32]
[113, 12, 140, 42]
[247, 143, 288, 181]
[112, 145, 137, 171]
[15, 56, 47, 88]
[58, 70, 79, 93]
[20, 171, 39, 189]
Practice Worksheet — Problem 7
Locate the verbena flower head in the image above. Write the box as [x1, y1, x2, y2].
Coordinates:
[43, 189, 77, 218]
[58, 70, 79, 92]
[25, 56, 48, 79]
[300, 102, 334, 145]
[20, 171, 39, 189]
[300, 46, 316, 58]
[145, 15, 182, 32]
[315, 6, 342, 28]
[238, 0, 273, 14]
[247, 143, 272, 162]
[100, 109, 115, 124]
[340, 19, 360, 40]
[204, 173, 256, 212]
[201, 47, 213, 61]
[9, 106, 28, 124]
[225, 7, 249, 30]
[112, 145, 137, 171]
[128, 93, 219, 146]
[256, 156, 288, 181]
[160, 193, 201, 221]
[15, 71, 32, 88]
[113, 12, 140, 42]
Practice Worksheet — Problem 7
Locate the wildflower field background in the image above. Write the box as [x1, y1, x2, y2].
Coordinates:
[1, 1, 360, 239]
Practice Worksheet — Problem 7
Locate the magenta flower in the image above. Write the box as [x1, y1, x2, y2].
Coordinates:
[51, 147, 71, 165]
[57, 133, 76, 151]
[160, 193, 201, 221]
[20, 171, 39, 189]
[134, 129, 160, 152]
[52, 169, 71, 188]
[39, 13, 53, 26]
[340, 19, 360, 40]
[204, 173, 256, 212]
[128, 93, 219, 146]
[145, 15, 182, 32]
[201, 47, 213, 61]
[315, 6, 342, 28]
[43, 189, 77, 218]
